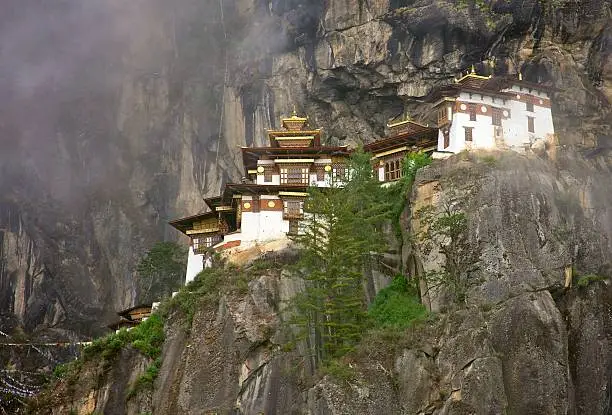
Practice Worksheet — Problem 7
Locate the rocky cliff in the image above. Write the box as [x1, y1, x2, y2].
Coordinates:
[1, 0, 612, 411]
[29, 151, 612, 414]
[1, 0, 610, 339]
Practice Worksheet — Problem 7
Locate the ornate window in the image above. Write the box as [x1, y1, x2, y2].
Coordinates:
[384, 158, 402, 181]
[316, 166, 325, 182]
[469, 104, 477, 121]
[526, 101, 534, 112]
[332, 164, 346, 184]
[438, 107, 448, 124]
[283, 199, 304, 219]
[464, 127, 473, 142]
[527, 116, 535, 133]
[192, 235, 222, 254]
[280, 166, 309, 184]
[492, 108, 502, 126]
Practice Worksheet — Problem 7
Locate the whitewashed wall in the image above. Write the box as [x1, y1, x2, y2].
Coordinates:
[185, 246, 204, 284]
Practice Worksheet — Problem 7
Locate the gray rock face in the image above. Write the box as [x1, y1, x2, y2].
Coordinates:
[3, 0, 612, 412]
[1, 0, 611, 341]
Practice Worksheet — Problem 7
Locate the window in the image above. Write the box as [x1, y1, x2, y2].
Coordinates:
[526, 101, 534, 112]
[288, 220, 299, 235]
[464, 127, 473, 142]
[492, 108, 502, 126]
[280, 166, 309, 184]
[283, 199, 304, 219]
[443, 129, 450, 148]
[264, 168, 273, 182]
[192, 235, 222, 254]
[527, 116, 535, 133]
[384, 158, 402, 181]
[332, 164, 346, 183]
[469, 105, 477, 121]
[316, 166, 325, 181]
[438, 107, 448, 124]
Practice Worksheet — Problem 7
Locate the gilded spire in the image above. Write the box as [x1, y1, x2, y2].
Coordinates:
[518, 72, 523, 81]
[470, 64, 476, 74]
[291, 105, 298, 117]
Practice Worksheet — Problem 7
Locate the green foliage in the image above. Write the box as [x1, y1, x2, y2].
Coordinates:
[384, 151, 432, 239]
[288, 149, 394, 366]
[137, 241, 187, 303]
[82, 315, 165, 364]
[127, 357, 162, 399]
[575, 274, 608, 288]
[416, 192, 474, 304]
[156, 260, 277, 329]
[52, 361, 79, 379]
[368, 276, 428, 329]
[320, 360, 357, 383]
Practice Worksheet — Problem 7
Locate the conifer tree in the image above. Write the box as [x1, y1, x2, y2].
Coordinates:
[289, 149, 391, 366]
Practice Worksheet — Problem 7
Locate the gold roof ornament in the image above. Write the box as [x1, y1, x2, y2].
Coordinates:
[281, 107, 308, 131]
[470, 64, 476, 74]
[518, 72, 523, 81]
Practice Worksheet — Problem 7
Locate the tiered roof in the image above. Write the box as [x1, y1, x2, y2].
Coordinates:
[427, 68, 558, 104]
[363, 118, 437, 154]
[241, 110, 348, 171]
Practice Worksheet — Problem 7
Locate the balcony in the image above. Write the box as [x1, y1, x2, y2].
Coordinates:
[283, 208, 304, 220]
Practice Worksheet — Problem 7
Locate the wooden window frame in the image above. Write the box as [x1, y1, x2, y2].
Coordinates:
[527, 116, 535, 133]
[526, 101, 534, 112]
[332, 164, 346, 184]
[492, 108, 502, 126]
[464, 127, 474, 142]
[264, 168, 273, 183]
[280, 165, 310, 185]
[384, 157, 402, 181]
[283, 199, 304, 220]
[469, 104, 477, 121]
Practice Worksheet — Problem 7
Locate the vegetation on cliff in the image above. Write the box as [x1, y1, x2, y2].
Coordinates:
[287, 150, 432, 367]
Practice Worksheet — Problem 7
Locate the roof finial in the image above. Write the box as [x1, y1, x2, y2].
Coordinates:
[470, 64, 476, 74]
[291, 105, 298, 117]
[518, 72, 523, 81]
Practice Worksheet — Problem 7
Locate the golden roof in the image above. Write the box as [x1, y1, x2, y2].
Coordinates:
[454, 65, 492, 84]
[281, 108, 308, 131]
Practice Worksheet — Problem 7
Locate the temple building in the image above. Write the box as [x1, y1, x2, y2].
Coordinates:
[430, 69, 556, 155]
[170, 111, 349, 283]
[363, 118, 437, 183]
[107, 304, 153, 333]
[364, 70, 556, 183]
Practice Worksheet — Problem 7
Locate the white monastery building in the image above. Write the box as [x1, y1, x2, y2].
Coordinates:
[170, 111, 349, 283]
[170, 70, 557, 283]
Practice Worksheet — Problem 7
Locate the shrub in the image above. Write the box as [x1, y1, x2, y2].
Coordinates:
[320, 360, 357, 383]
[368, 276, 427, 327]
[368, 275, 428, 329]
[575, 274, 608, 288]
[127, 357, 162, 399]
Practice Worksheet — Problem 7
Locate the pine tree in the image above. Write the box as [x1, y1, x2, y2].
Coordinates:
[289, 149, 391, 366]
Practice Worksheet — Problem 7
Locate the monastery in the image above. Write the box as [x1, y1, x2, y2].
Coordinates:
[170, 70, 556, 284]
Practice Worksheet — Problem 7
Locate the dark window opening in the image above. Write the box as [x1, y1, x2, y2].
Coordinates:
[469, 105, 477, 121]
[464, 127, 473, 142]
[527, 116, 535, 133]
[526, 101, 534, 112]
[492, 109, 502, 126]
